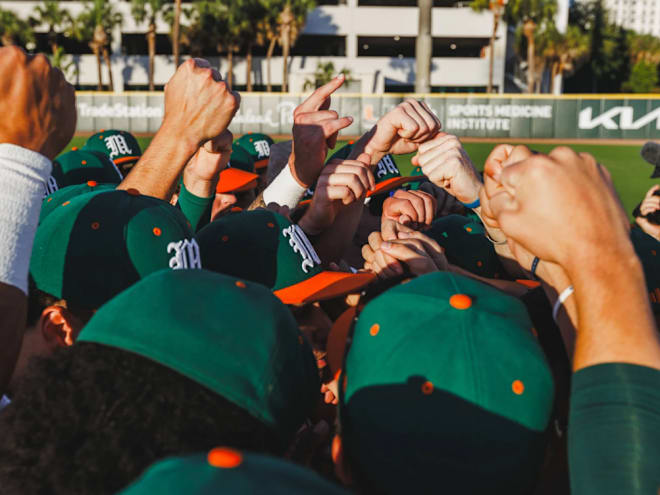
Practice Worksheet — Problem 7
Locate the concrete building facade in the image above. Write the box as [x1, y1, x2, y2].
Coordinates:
[602, 0, 660, 37]
[0, 0, 507, 93]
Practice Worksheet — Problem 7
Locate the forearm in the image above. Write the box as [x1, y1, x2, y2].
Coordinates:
[299, 201, 364, 263]
[349, 127, 386, 166]
[118, 123, 198, 200]
[569, 249, 660, 371]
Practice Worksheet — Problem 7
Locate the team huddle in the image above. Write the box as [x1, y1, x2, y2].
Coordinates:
[0, 46, 659, 495]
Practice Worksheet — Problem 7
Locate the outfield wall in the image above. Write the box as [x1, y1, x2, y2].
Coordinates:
[75, 93, 660, 140]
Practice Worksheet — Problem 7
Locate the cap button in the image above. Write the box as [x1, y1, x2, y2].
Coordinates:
[207, 448, 243, 469]
[71, 146, 78, 151]
[126, 188, 140, 196]
[87, 180, 97, 187]
[449, 294, 472, 310]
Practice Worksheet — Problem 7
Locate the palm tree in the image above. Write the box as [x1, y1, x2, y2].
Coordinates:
[506, 0, 557, 93]
[256, 0, 281, 91]
[471, 0, 507, 93]
[543, 25, 589, 92]
[236, 0, 267, 92]
[627, 32, 660, 65]
[74, 0, 123, 91]
[0, 8, 34, 47]
[279, 0, 315, 92]
[30, 1, 72, 56]
[131, 0, 170, 91]
[173, 0, 182, 67]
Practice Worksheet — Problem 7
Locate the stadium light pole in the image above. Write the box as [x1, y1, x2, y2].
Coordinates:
[415, 0, 432, 93]
[553, 0, 569, 95]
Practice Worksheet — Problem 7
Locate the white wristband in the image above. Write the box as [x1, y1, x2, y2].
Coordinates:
[552, 285, 575, 322]
[0, 144, 52, 294]
[262, 162, 307, 210]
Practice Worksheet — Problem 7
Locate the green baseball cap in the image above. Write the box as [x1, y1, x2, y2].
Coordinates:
[30, 189, 199, 308]
[195, 210, 375, 305]
[83, 129, 142, 171]
[339, 271, 554, 494]
[40, 181, 116, 223]
[119, 447, 348, 494]
[407, 163, 426, 191]
[46, 149, 122, 196]
[234, 132, 274, 170]
[369, 153, 424, 197]
[426, 214, 505, 279]
[78, 269, 319, 437]
[216, 147, 258, 194]
[631, 227, 660, 313]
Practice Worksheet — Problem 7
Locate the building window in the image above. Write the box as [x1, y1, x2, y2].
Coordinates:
[358, 36, 489, 57]
[291, 35, 346, 56]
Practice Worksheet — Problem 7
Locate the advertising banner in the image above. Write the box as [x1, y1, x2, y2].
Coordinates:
[75, 93, 660, 139]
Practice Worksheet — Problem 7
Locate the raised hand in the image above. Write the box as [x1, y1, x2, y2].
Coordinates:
[382, 189, 436, 229]
[363, 99, 441, 160]
[298, 153, 374, 235]
[183, 130, 233, 197]
[483, 146, 630, 270]
[413, 133, 481, 204]
[162, 58, 240, 148]
[0, 46, 76, 159]
[290, 75, 353, 187]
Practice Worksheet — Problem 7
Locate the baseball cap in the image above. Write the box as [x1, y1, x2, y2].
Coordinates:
[339, 271, 554, 494]
[369, 153, 424, 197]
[631, 227, 660, 313]
[30, 189, 199, 309]
[78, 269, 319, 437]
[234, 132, 274, 170]
[119, 447, 348, 495]
[216, 146, 258, 194]
[40, 181, 116, 223]
[46, 149, 122, 196]
[195, 210, 375, 304]
[425, 214, 505, 279]
[83, 129, 142, 170]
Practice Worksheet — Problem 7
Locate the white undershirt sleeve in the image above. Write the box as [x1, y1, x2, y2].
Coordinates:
[262, 163, 307, 210]
[0, 144, 52, 294]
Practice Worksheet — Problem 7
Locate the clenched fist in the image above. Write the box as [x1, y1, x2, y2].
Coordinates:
[414, 133, 481, 204]
[0, 47, 76, 159]
[163, 58, 240, 148]
[364, 99, 441, 161]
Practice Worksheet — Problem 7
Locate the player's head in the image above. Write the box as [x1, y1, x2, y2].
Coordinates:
[83, 129, 142, 176]
[212, 147, 258, 220]
[195, 209, 375, 306]
[119, 447, 348, 495]
[333, 272, 554, 494]
[12, 189, 198, 392]
[44, 149, 122, 197]
[0, 270, 319, 494]
[234, 132, 274, 192]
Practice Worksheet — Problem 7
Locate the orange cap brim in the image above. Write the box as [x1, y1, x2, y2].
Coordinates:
[326, 306, 358, 377]
[216, 168, 259, 194]
[367, 176, 425, 197]
[113, 156, 141, 165]
[274, 271, 376, 305]
[254, 158, 269, 170]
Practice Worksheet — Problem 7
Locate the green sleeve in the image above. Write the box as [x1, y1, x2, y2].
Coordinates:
[569, 363, 660, 495]
[176, 184, 213, 233]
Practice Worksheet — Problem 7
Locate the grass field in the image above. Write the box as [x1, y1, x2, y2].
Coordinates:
[64, 136, 658, 219]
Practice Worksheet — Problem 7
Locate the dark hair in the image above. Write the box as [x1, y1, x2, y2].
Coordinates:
[0, 343, 285, 495]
